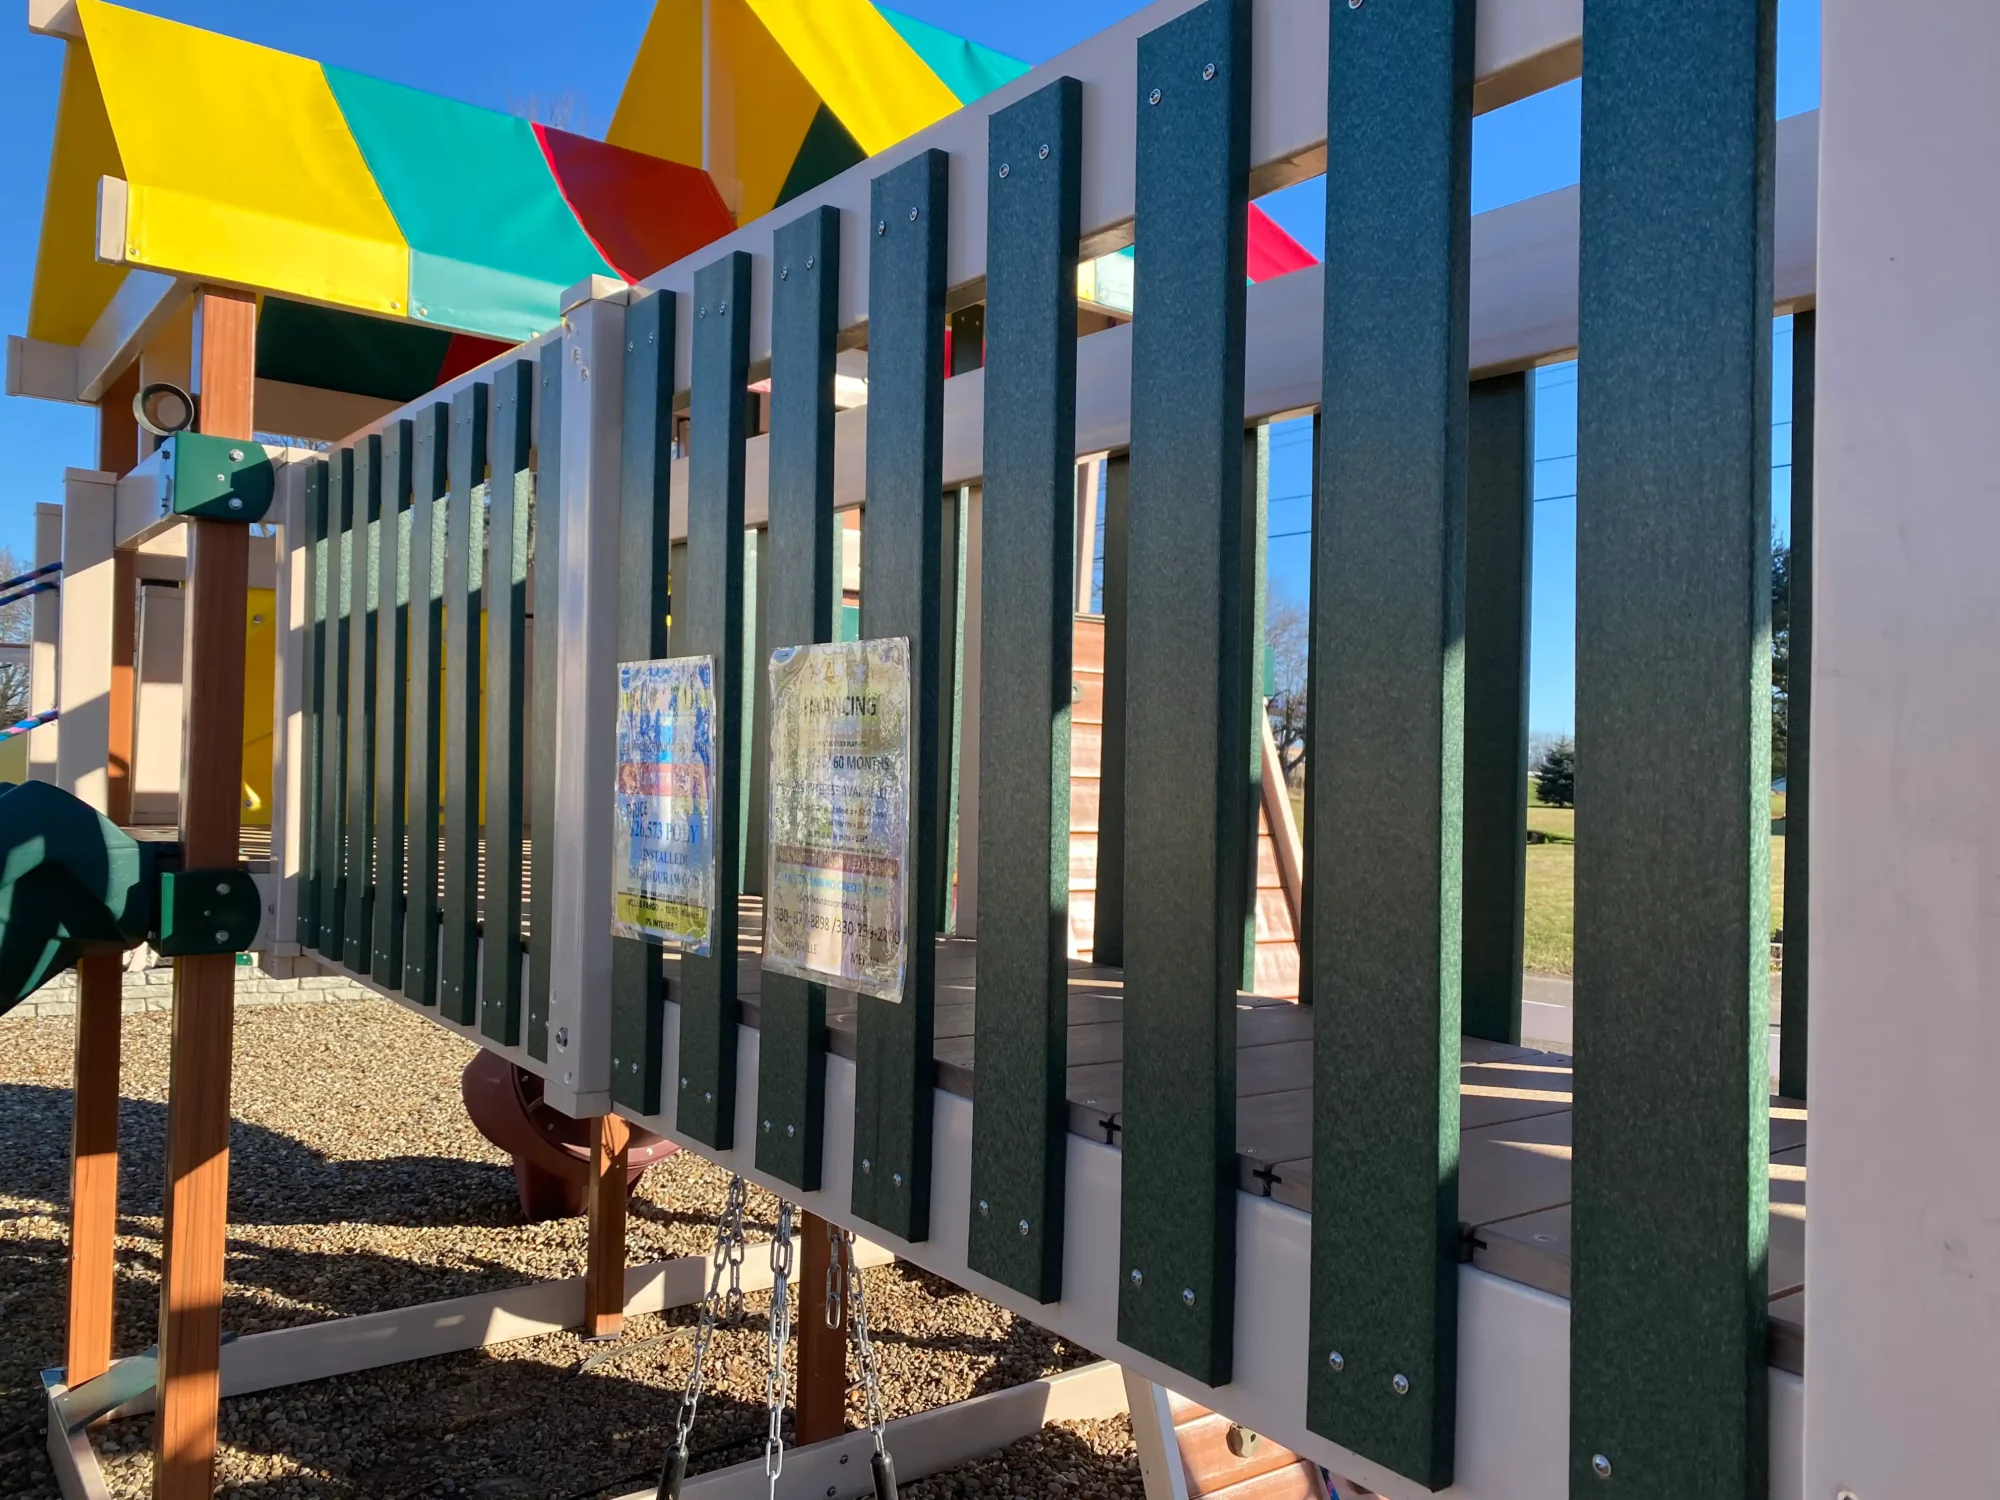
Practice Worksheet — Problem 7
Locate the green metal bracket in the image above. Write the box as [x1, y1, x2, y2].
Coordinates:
[160, 432, 276, 524]
[153, 868, 261, 957]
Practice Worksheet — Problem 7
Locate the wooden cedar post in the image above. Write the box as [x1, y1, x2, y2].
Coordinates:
[65, 364, 142, 1394]
[584, 1115, 632, 1338]
[795, 1211, 848, 1444]
[152, 287, 253, 1500]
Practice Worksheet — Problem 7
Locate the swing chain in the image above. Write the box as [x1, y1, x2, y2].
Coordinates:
[664, 1174, 749, 1491]
[762, 1203, 797, 1495]
[824, 1217, 843, 1329]
[841, 1228, 891, 1456]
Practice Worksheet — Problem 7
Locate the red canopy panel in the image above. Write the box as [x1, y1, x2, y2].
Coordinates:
[534, 124, 737, 284]
[1247, 204, 1317, 283]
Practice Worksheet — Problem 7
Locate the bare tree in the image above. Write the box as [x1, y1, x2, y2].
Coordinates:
[1266, 595, 1308, 784]
[0, 546, 33, 726]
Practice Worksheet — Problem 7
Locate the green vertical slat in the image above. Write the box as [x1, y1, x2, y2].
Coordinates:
[852, 148, 948, 1244]
[1570, 1, 1776, 1494]
[343, 435, 381, 971]
[1117, 0, 1250, 1387]
[756, 205, 840, 1192]
[1461, 374, 1534, 1044]
[1307, 0, 1472, 1483]
[675, 252, 751, 1148]
[1777, 310, 1812, 1102]
[372, 421, 415, 987]
[404, 403, 450, 1008]
[612, 290, 675, 1114]
[967, 75, 1081, 1306]
[1093, 453, 1129, 967]
[483, 360, 535, 1046]
[316, 448, 353, 958]
[440, 383, 490, 1026]
[1240, 424, 1267, 993]
[297, 459, 329, 949]
[527, 345, 562, 1060]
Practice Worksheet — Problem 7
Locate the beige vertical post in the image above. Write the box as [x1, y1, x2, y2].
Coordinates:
[1074, 456, 1104, 613]
[152, 286, 254, 1500]
[954, 485, 983, 936]
[56, 470, 117, 809]
[29, 502, 62, 780]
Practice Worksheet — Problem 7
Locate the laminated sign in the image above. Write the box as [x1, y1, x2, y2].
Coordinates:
[763, 638, 912, 1000]
[612, 656, 717, 954]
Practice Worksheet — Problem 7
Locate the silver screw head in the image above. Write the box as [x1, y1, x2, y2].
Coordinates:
[719, 302, 727, 314]
[862, 1158, 872, 1172]
[1392, 1374, 1411, 1396]
[1834, 1491, 1857, 1500]
[998, 163, 1010, 179]
[228, 448, 244, 461]
[763, 1119, 773, 1133]
[978, 1199, 990, 1216]
[214, 929, 229, 944]
[1018, 1218, 1031, 1235]
[216, 881, 230, 895]
[877, 220, 887, 235]
[1349, 0, 1363, 8]
[1592, 1454, 1613, 1481]
[1148, 87, 1162, 105]
[1202, 62, 1216, 80]
[631, 1062, 639, 1073]
[699, 305, 706, 318]
[909, 206, 919, 221]
[787, 1124, 796, 1137]
[1182, 1288, 1196, 1306]
[556, 1027, 570, 1048]
[703, 1090, 713, 1102]
[805, 255, 815, 269]
[680, 1075, 688, 1088]
[1328, 1351, 1345, 1372]
[891, 1171, 903, 1186]
[1129, 1268, 1143, 1286]
[228, 497, 243, 510]
[1038, 143, 1050, 160]
[781, 266, 790, 280]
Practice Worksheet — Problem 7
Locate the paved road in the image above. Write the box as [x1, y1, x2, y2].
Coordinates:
[1521, 971, 1785, 1083]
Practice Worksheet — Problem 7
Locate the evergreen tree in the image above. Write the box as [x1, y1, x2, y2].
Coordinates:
[1534, 737, 1575, 809]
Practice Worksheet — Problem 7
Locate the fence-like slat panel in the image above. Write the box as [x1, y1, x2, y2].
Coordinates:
[676, 254, 751, 1148]
[441, 384, 490, 1025]
[1093, 453, 1129, 967]
[316, 447, 353, 958]
[1462, 373, 1533, 1044]
[756, 205, 840, 1192]
[483, 360, 535, 1046]
[1307, 0, 1473, 1483]
[968, 76, 1082, 1305]
[371, 421, 414, 987]
[1570, 1, 1776, 1491]
[527, 346, 562, 1060]
[1777, 308, 1812, 1102]
[852, 148, 949, 1244]
[611, 291, 675, 1112]
[404, 403, 450, 1008]
[343, 435, 381, 970]
[297, 459, 329, 949]
[1117, 0, 1250, 1387]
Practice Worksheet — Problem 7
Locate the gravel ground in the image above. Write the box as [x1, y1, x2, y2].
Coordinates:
[0, 996, 1141, 1498]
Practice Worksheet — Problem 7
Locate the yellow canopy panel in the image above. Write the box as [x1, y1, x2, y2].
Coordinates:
[79, 0, 409, 318]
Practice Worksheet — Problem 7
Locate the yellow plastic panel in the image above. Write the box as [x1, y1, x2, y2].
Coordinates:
[27, 41, 128, 345]
[606, 0, 704, 166]
[708, 0, 824, 221]
[78, 0, 408, 317]
[241, 587, 276, 826]
[744, 0, 961, 155]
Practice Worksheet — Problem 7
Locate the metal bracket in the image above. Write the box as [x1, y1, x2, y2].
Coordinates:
[153, 867, 261, 956]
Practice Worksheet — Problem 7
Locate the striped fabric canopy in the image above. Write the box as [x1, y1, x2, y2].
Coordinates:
[28, 0, 1314, 406]
[29, 0, 734, 357]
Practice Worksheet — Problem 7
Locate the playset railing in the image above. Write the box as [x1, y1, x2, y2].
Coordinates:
[80, 0, 1825, 1494]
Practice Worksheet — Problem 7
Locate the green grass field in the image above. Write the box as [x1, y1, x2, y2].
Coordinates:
[1289, 785, 1785, 977]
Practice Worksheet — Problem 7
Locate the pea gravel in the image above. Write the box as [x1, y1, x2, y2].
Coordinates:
[0, 995, 1143, 1498]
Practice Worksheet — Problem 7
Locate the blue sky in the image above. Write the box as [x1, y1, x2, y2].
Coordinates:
[2, 0, 1820, 732]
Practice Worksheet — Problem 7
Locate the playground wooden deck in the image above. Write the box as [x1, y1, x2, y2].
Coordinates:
[674, 896, 1811, 1377]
